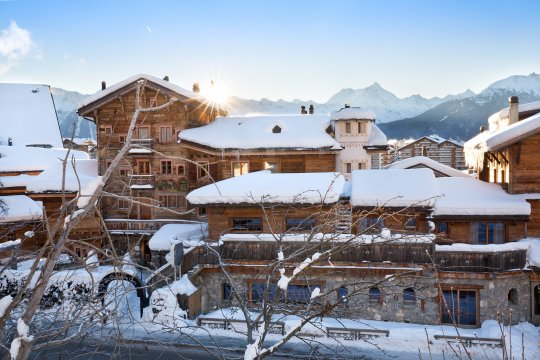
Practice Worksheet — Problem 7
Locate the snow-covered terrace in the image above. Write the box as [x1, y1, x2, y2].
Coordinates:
[179, 115, 342, 151]
[465, 111, 540, 168]
[186, 171, 345, 205]
[0, 195, 43, 223]
[0, 83, 63, 148]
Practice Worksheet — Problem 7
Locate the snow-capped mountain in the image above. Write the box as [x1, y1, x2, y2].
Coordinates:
[380, 73, 540, 141]
[50, 88, 95, 139]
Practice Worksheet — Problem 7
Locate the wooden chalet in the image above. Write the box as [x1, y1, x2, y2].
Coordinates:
[392, 135, 466, 170]
[77, 74, 217, 261]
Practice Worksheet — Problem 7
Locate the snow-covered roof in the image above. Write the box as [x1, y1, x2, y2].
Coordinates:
[148, 223, 208, 251]
[350, 168, 438, 208]
[0, 145, 89, 172]
[0, 195, 43, 223]
[329, 107, 376, 121]
[397, 135, 463, 151]
[488, 100, 540, 126]
[78, 74, 203, 110]
[179, 115, 341, 150]
[384, 156, 469, 178]
[1, 150, 98, 193]
[187, 171, 345, 205]
[0, 83, 63, 148]
[465, 112, 540, 168]
[366, 124, 388, 146]
[433, 177, 530, 217]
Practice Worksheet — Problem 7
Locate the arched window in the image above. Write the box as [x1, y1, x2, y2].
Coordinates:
[508, 288, 518, 305]
[338, 286, 348, 303]
[369, 287, 381, 302]
[403, 288, 415, 303]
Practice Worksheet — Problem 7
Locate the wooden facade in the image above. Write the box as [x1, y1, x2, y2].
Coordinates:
[392, 137, 466, 170]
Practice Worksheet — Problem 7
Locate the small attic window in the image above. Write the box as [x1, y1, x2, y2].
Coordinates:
[272, 125, 282, 134]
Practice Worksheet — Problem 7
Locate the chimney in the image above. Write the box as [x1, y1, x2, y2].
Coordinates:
[163, 75, 169, 81]
[300, 106, 307, 114]
[479, 125, 485, 133]
[509, 96, 519, 125]
[344, 104, 350, 108]
[192, 83, 200, 93]
[101, 81, 106, 90]
[8, 137, 12, 146]
[308, 104, 314, 114]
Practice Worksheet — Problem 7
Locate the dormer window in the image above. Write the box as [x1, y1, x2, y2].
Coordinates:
[272, 125, 281, 133]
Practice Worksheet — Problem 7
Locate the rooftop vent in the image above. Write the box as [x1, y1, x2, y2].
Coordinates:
[101, 81, 107, 90]
[272, 125, 282, 133]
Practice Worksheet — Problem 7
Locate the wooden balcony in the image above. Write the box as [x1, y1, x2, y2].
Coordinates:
[128, 139, 154, 155]
[432, 247, 527, 272]
[129, 174, 154, 189]
[104, 218, 192, 234]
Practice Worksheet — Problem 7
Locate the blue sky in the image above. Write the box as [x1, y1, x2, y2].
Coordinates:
[0, 0, 539, 102]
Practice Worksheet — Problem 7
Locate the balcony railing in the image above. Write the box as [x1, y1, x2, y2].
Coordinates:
[432, 248, 527, 272]
[129, 174, 155, 189]
[104, 218, 195, 234]
[130, 138, 153, 149]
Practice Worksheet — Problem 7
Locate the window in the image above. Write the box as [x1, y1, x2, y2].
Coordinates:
[73, 245, 88, 258]
[508, 288, 518, 305]
[119, 168, 130, 176]
[471, 222, 504, 244]
[345, 122, 351, 134]
[159, 126, 173, 143]
[440, 289, 477, 326]
[223, 283, 232, 301]
[358, 162, 366, 170]
[159, 194, 186, 209]
[232, 162, 249, 177]
[197, 162, 209, 179]
[345, 163, 352, 173]
[137, 126, 150, 139]
[404, 217, 417, 230]
[198, 207, 207, 216]
[232, 218, 262, 232]
[338, 286, 348, 304]
[534, 285, 540, 316]
[437, 222, 448, 235]
[369, 287, 382, 302]
[264, 161, 279, 173]
[250, 283, 319, 304]
[286, 218, 316, 231]
[177, 164, 186, 176]
[136, 160, 151, 175]
[161, 160, 173, 175]
[403, 288, 415, 303]
[119, 135, 126, 143]
[358, 121, 367, 134]
[118, 198, 129, 209]
[104, 126, 112, 135]
[359, 216, 384, 233]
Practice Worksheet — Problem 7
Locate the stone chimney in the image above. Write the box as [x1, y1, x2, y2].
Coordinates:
[101, 81, 106, 90]
[300, 106, 307, 114]
[163, 75, 169, 81]
[508, 96, 519, 125]
[344, 104, 350, 108]
[479, 125, 485, 133]
[308, 104, 314, 114]
[192, 83, 200, 93]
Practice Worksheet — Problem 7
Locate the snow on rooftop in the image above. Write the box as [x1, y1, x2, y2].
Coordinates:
[78, 74, 203, 110]
[367, 124, 388, 146]
[488, 100, 540, 125]
[0, 195, 43, 223]
[187, 171, 345, 205]
[0, 83, 63, 148]
[148, 223, 208, 251]
[384, 156, 470, 178]
[433, 177, 530, 216]
[329, 107, 376, 121]
[179, 115, 341, 150]
[0, 145, 89, 172]
[465, 112, 540, 168]
[350, 168, 438, 208]
[1, 155, 98, 193]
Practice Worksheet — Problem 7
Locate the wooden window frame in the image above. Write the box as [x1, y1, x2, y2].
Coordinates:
[119, 135, 127, 144]
[264, 160, 280, 173]
[136, 159, 151, 175]
[136, 126, 151, 140]
[159, 125, 173, 144]
[158, 193, 186, 209]
[345, 162, 352, 174]
[471, 222, 505, 244]
[231, 161, 249, 177]
[161, 160, 173, 175]
[248, 280, 323, 304]
[358, 121, 367, 134]
[439, 287, 479, 328]
[104, 125, 113, 135]
[345, 122, 351, 134]
[286, 218, 316, 232]
[231, 217, 262, 232]
[176, 163, 186, 176]
[197, 161, 210, 179]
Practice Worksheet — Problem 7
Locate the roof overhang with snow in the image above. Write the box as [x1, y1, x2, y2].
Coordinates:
[329, 107, 376, 121]
[0, 195, 43, 223]
[77, 74, 205, 116]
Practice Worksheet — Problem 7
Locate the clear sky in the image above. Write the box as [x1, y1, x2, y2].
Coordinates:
[0, 0, 539, 102]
